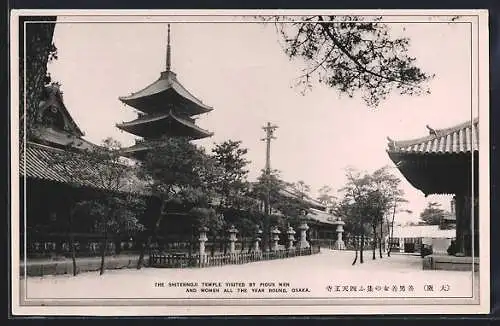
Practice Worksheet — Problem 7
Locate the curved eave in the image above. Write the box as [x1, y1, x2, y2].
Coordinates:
[118, 71, 213, 115]
[33, 127, 96, 151]
[116, 112, 213, 140]
[386, 150, 477, 196]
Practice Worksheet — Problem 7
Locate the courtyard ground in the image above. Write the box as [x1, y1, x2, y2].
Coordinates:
[21, 250, 478, 301]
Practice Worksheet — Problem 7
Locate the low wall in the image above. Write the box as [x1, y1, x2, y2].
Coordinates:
[20, 255, 146, 277]
[422, 255, 479, 272]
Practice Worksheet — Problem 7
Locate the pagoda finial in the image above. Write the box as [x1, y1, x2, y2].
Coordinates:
[166, 24, 171, 71]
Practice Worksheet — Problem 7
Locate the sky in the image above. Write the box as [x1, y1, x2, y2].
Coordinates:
[46, 16, 474, 224]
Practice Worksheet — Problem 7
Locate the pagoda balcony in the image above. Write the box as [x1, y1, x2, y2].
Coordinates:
[116, 111, 212, 139]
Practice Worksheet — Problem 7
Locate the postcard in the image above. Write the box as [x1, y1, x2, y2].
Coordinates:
[10, 9, 490, 316]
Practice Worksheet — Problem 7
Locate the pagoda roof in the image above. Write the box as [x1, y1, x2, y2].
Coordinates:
[116, 110, 213, 139]
[386, 117, 479, 155]
[118, 70, 213, 116]
[118, 142, 151, 160]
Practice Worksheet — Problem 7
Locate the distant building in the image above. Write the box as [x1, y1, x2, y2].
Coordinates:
[274, 186, 338, 242]
[386, 225, 456, 255]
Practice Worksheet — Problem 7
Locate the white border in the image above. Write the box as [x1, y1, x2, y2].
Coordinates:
[10, 9, 490, 316]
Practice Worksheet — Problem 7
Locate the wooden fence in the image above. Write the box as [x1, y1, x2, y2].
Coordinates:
[149, 245, 321, 268]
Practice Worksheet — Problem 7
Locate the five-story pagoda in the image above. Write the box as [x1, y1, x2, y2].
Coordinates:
[116, 24, 213, 159]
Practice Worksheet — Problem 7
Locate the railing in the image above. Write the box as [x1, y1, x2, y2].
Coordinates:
[311, 239, 337, 249]
[149, 251, 198, 268]
[149, 245, 321, 268]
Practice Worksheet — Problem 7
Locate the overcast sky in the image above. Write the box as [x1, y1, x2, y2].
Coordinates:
[47, 16, 474, 224]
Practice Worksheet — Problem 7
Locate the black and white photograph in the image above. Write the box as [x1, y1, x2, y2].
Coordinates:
[10, 10, 489, 316]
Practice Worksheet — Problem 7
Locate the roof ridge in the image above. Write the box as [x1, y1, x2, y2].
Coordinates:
[387, 117, 478, 149]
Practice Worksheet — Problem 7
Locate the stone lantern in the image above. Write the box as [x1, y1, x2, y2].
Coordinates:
[254, 226, 263, 252]
[297, 209, 310, 249]
[297, 222, 310, 249]
[333, 217, 346, 250]
[198, 226, 209, 260]
[270, 227, 281, 251]
[227, 225, 238, 254]
[286, 226, 296, 249]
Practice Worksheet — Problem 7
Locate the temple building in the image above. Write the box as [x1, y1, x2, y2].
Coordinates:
[275, 187, 338, 244]
[387, 118, 479, 270]
[20, 83, 147, 259]
[116, 24, 213, 160]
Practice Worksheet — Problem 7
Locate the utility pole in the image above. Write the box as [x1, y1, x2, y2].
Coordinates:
[261, 122, 278, 251]
[261, 122, 278, 176]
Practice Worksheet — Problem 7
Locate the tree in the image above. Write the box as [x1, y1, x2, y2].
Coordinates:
[267, 15, 434, 107]
[292, 180, 311, 199]
[82, 138, 146, 275]
[419, 202, 445, 225]
[136, 136, 219, 268]
[211, 140, 251, 209]
[50, 137, 146, 275]
[370, 167, 407, 258]
[335, 166, 406, 264]
[20, 17, 58, 143]
[317, 185, 336, 211]
[251, 169, 289, 250]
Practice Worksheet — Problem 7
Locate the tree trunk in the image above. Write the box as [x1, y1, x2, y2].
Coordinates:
[66, 202, 78, 276]
[372, 225, 377, 260]
[352, 236, 358, 265]
[263, 202, 270, 252]
[115, 239, 122, 255]
[99, 220, 108, 275]
[386, 217, 392, 257]
[387, 200, 397, 257]
[360, 232, 365, 264]
[210, 234, 216, 257]
[379, 218, 384, 258]
[137, 200, 165, 269]
[137, 233, 152, 269]
[219, 237, 224, 254]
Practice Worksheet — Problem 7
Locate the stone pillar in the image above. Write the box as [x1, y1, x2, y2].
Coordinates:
[198, 226, 208, 264]
[270, 227, 281, 251]
[333, 217, 345, 250]
[286, 226, 296, 249]
[297, 222, 310, 249]
[228, 225, 238, 254]
[254, 227, 263, 252]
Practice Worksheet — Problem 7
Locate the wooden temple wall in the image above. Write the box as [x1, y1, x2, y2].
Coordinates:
[455, 194, 479, 257]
